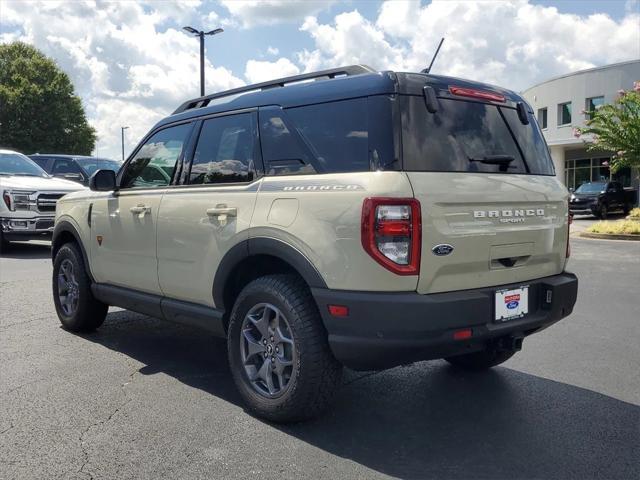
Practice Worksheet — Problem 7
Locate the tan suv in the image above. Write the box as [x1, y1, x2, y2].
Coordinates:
[51, 66, 578, 422]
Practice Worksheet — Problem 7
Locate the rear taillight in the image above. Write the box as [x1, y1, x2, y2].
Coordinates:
[361, 198, 421, 275]
[566, 206, 572, 258]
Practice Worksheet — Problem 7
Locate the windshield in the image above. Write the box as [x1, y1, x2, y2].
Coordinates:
[0, 152, 49, 177]
[401, 97, 555, 175]
[75, 158, 121, 176]
[575, 182, 606, 193]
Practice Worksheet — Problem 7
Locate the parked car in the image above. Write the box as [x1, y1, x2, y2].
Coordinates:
[29, 154, 121, 186]
[569, 181, 632, 219]
[51, 65, 578, 422]
[0, 149, 84, 251]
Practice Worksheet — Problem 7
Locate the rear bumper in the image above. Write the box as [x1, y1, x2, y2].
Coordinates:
[1, 216, 55, 241]
[312, 272, 578, 371]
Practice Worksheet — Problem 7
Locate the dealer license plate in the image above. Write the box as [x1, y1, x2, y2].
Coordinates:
[495, 286, 529, 322]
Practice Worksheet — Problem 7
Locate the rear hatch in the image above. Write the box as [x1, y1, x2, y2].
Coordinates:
[399, 84, 569, 294]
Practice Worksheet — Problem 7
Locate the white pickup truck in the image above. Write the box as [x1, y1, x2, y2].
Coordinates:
[1, 149, 84, 251]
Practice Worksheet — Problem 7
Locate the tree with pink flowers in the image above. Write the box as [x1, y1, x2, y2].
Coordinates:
[575, 81, 640, 173]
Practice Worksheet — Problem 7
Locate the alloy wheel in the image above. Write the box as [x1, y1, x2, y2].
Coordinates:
[240, 303, 296, 398]
[57, 259, 79, 316]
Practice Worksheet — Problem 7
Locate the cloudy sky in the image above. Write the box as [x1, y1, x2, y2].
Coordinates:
[1, 0, 639, 159]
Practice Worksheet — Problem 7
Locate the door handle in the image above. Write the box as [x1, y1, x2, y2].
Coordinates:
[206, 206, 237, 217]
[130, 204, 151, 215]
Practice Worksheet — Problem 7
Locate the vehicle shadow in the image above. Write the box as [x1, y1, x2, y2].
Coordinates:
[82, 310, 639, 480]
[0, 241, 51, 259]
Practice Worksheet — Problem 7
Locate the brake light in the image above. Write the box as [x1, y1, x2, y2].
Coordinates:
[2, 191, 12, 211]
[449, 86, 505, 103]
[361, 198, 421, 275]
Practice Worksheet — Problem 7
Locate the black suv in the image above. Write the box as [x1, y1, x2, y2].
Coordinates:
[569, 181, 631, 219]
[29, 154, 121, 186]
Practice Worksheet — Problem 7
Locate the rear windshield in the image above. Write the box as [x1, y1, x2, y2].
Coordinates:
[401, 96, 554, 175]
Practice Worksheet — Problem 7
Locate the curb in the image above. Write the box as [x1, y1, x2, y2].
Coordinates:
[580, 232, 640, 241]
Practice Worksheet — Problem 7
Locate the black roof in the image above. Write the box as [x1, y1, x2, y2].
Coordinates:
[156, 65, 527, 130]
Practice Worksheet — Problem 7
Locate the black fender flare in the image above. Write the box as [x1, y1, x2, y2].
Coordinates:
[213, 237, 327, 310]
[52, 220, 94, 282]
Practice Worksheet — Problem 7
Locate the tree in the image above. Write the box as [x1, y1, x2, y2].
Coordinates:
[0, 42, 96, 155]
[575, 82, 640, 173]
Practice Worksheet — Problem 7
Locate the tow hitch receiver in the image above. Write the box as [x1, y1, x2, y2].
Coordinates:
[495, 336, 524, 352]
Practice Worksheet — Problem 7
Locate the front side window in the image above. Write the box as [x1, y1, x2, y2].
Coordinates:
[586, 96, 604, 120]
[120, 123, 192, 189]
[189, 113, 258, 184]
[558, 102, 572, 126]
[538, 108, 548, 129]
[52, 159, 83, 176]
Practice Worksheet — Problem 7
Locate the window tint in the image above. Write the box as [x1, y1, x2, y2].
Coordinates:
[189, 113, 257, 184]
[286, 98, 369, 173]
[30, 157, 52, 171]
[120, 123, 191, 188]
[259, 108, 316, 175]
[401, 96, 554, 175]
[52, 159, 82, 175]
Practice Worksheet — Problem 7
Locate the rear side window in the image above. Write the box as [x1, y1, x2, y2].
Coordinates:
[286, 98, 369, 173]
[189, 113, 258, 184]
[401, 96, 554, 175]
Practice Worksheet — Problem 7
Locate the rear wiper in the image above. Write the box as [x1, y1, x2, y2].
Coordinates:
[468, 155, 516, 171]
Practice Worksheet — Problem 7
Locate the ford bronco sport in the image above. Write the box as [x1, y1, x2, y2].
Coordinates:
[51, 65, 578, 422]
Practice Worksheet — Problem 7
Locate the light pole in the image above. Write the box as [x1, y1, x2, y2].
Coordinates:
[183, 26, 224, 97]
[121, 126, 129, 162]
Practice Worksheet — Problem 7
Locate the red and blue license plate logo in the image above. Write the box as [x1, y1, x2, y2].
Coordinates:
[504, 294, 521, 310]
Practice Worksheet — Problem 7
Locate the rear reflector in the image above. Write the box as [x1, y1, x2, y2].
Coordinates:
[328, 305, 349, 317]
[453, 329, 472, 340]
[566, 202, 572, 258]
[449, 86, 505, 103]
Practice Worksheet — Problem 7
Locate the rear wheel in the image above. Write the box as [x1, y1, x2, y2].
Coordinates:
[445, 348, 515, 371]
[52, 243, 108, 332]
[0, 230, 9, 253]
[227, 274, 342, 423]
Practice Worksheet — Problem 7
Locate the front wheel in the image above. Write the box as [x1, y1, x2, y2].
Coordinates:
[227, 274, 342, 423]
[598, 204, 608, 220]
[445, 348, 516, 371]
[52, 243, 108, 332]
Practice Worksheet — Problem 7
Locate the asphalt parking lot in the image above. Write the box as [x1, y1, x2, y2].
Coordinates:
[1, 235, 639, 480]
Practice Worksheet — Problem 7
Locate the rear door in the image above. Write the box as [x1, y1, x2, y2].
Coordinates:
[156, 111, 261, 307]
[400, 92, 568, 294]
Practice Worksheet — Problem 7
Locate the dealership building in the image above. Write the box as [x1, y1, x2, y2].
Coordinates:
[522, 59, 640, 192]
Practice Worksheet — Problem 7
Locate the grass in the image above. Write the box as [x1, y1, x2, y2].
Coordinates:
[587, 220, 640, 235]
[628, 207, 640, 218]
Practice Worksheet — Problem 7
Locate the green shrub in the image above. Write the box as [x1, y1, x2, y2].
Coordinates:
[628, 208, 640, 218]
[587, 220, 640, 235]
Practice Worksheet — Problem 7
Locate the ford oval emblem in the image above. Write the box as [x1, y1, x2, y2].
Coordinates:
[506, 300, 519, 309]
[432, 244, 454, 256]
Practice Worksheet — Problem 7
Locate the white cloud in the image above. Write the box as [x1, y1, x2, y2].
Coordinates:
[1, 0, 243, 159]
[300, 0, 640, 91]
[220, 0, 335, 28]
[267, 45, 279, 56]
[245, 57, 300, 83]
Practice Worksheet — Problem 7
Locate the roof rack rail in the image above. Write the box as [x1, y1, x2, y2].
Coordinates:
[172, 64, 376, 114]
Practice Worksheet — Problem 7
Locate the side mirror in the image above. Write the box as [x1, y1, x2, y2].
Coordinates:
[89, 169, 116, 191]
[569, 188, 574, 192]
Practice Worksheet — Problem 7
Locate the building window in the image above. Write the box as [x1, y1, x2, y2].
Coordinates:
[585, 96, 604, 120]
[537, 108, 548, 129]
[558, 102, 572, 126]
[564, 157, 632, 190]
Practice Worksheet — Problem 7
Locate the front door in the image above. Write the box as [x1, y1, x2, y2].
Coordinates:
[157, 112, 261, 306]
[90, 123, 193, 294]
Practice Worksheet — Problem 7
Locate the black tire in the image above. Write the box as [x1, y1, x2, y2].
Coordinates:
[52, 242, 108, 332]
[0, 231, 9, 254]
[598, 204, 608, 220]
[623, 203, 631, 215]
[445, 348, 516, 371]
[227, 274, 342, 423]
